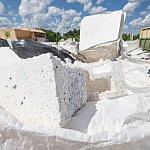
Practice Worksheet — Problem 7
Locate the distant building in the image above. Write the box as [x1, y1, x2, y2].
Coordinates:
[0, 28, 46, 41]
[140, 27, 150, 50]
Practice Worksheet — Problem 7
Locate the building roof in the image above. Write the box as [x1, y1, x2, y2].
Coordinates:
[0, 28, 46, 34]
[141, 27, 150, 30]
[21, 28, 46, 34]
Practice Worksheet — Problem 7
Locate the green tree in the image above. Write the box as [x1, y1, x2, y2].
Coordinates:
[133, 34, 140, 40]
[63, 29, 80, 42]
[5, 32, 11, 38]
[122, 33, 131, 41]
[35, 28, 81, 42]
[44, 30, 62, 42]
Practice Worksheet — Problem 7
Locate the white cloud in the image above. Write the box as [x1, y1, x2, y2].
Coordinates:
[48, 6, 63, 16]
[67, 0, 90, 4]
[19, 0, 82, 34]
[57, 10, 81, 33]
[133, 2, 150, 30]
[139, 4, 150, 16]
[89, 6, 107, 15]
[0, 17, 11, 27]
[7, 10, 18, 17]
[12, 17, 16, 22]
[139, 11, 148, 16]
[0, 2, 5, 14]
[66, 0, 106, 12]
[123, 0, 149, 16]
[73, 16, 81, 22]
[67, 0, 93, 11]
[96, 0, 104, 4]
[19, 0, 52, 19]
[123, 1, 139, 16]
[129, 13, 150, 29]
[147, 5, 150, 10]
[124, 24, 128, 30]
[83, 1, 92, 11]
[8, 10, 14, 16]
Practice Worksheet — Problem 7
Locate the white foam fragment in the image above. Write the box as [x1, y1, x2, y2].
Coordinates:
[88, 93, 150, 137]
[0, 47, 21, 66]
[75, 61, 126, 101]
[79, 10, 125, 51]
[123, 40, 140, 53]
[0, 53, 87, 128]
[121, 59, 150, 94]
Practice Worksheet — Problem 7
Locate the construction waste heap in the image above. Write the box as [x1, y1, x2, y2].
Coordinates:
[0, 10, 150, 150]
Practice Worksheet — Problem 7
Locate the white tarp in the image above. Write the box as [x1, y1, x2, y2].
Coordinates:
[79, 10, 125, 51]
[1, 93, 150, 150]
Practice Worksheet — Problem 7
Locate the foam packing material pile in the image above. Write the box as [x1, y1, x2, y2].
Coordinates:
[0, 53, 87, 128]
[0, 93, 150, 149]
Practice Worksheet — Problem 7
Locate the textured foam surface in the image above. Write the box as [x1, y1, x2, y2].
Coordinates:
[0, 54, 87, 128]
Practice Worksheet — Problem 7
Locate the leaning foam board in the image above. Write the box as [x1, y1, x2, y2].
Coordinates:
[79, 10, 125, 51]
[0, 53, 87, 128]
[0, 93, 150, 150]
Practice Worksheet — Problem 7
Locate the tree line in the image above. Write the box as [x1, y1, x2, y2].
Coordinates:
[122, 33, 140, 41]
[36, 28, 140, 42]
[37, 28, 80, 43]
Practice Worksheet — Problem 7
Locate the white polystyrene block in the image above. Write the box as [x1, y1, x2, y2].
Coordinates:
[0, 54, 87, 128]
[79, 10, 125, 51]
[75, 61, 126, 101]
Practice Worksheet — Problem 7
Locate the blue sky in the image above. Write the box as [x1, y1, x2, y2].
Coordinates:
[0, 0, 149, 34]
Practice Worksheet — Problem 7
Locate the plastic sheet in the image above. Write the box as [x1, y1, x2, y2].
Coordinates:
[0, 38, 10, 47]
[1, 93, 150, 150]
[12, 39, 75, 63]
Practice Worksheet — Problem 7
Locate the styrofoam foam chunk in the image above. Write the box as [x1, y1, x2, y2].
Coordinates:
[79, 10, 125, 51]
